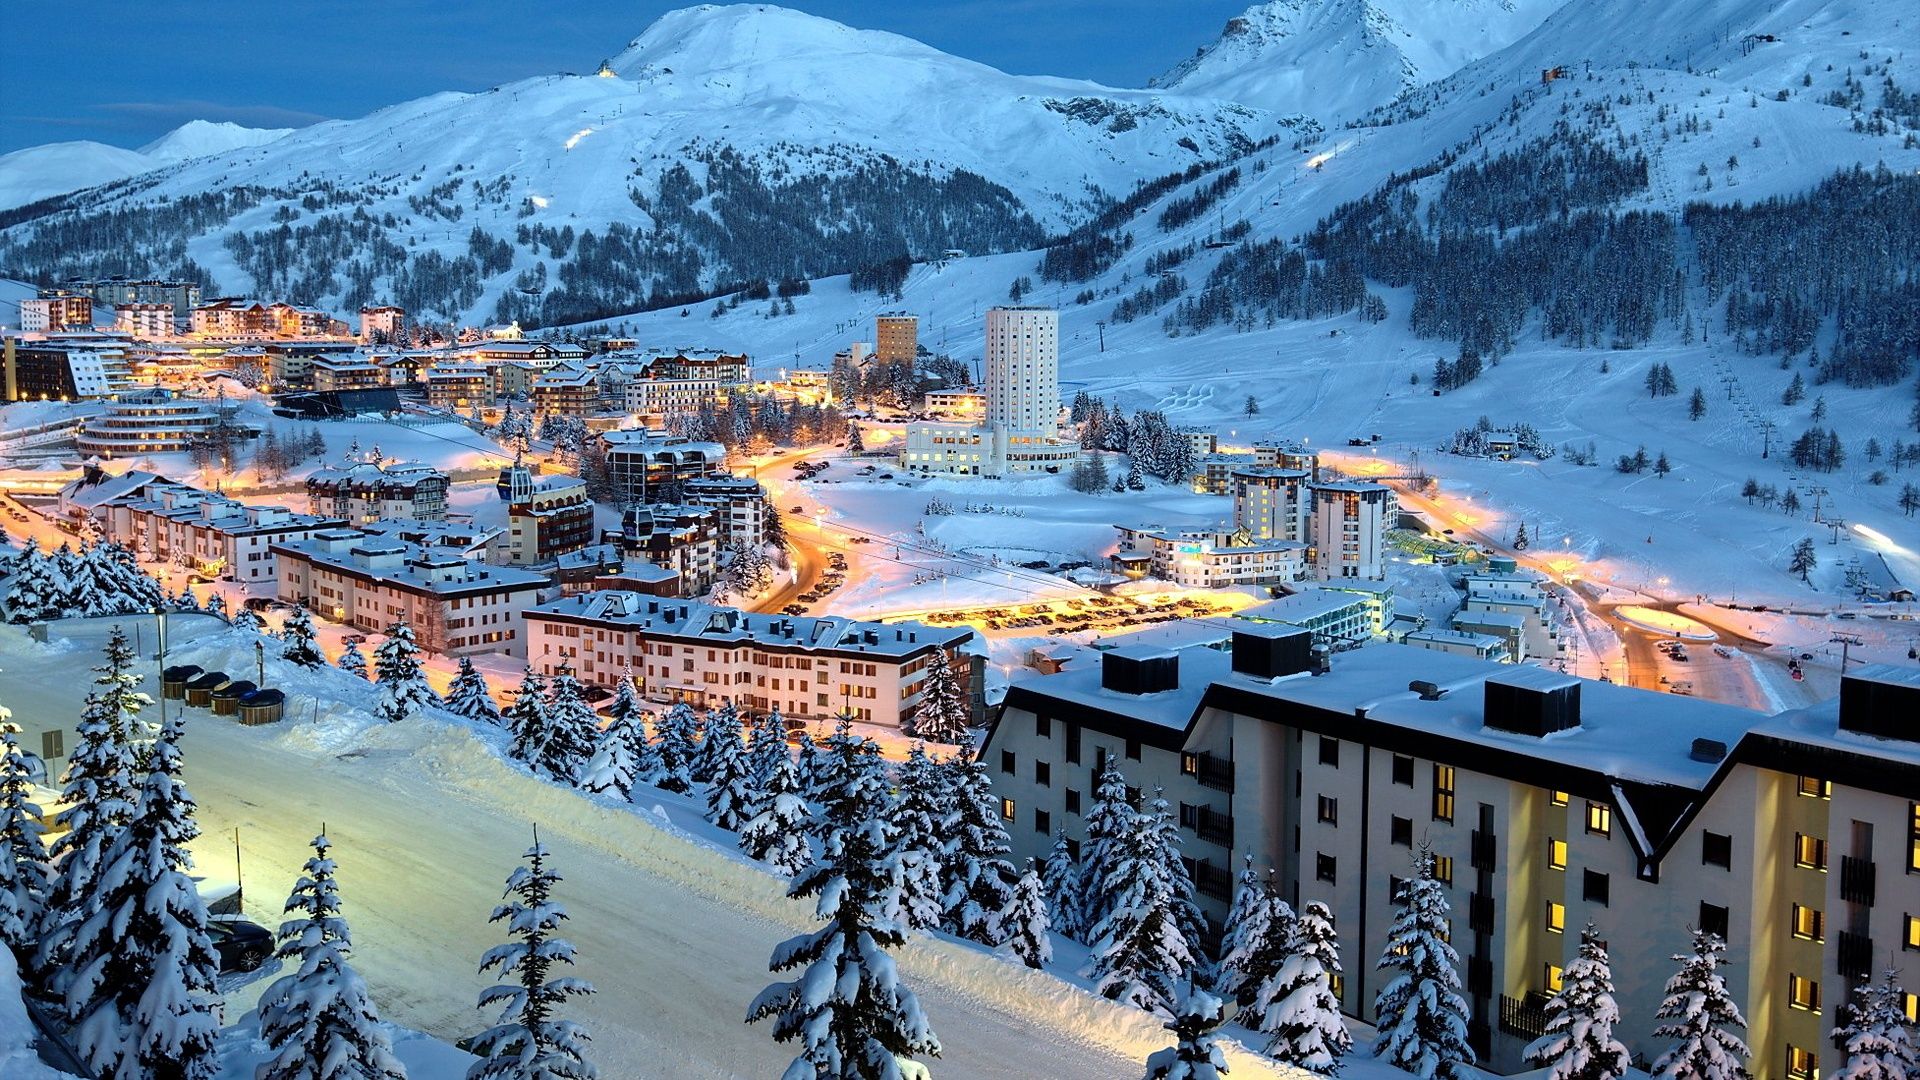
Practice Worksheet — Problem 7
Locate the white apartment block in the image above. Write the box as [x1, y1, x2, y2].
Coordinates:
[901, 307, 1078, 478]
[79, 477, 345, 583]
[681, 475, 768, 550]
[1403, 626, 1510, 661]
[113, 304, 174, 339]
[984, 634, 1920, 1080]
[523, 593, 978, 728]
[1233, 587, 1378, 648]
[1311, 481, 1391, 581]
[1252, 441, 1319, 476]
[19, 295, 94, 333]
[1233, 467, 1313, 543]
[274, 530, 550, 656]
[1111, 524, 1307, 588]
[359, 305, 404, 343]
[306, 461, 450, 524]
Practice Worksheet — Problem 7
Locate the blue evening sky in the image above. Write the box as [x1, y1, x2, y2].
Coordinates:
[0, 1, 1251, 155]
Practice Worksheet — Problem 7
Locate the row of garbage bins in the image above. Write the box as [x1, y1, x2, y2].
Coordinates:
[162, 665, 285, 725]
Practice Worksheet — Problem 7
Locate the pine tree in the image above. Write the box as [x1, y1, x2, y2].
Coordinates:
[1144, 791, 1209, 958]
[36, 627, 146, 986]
[256, 833, 408, 1080]
[540, 665, 600, 785]
[738, 750, 811, 876]
[63, 711, 223, 1080]
[911, 649, 970, 744]
[1041, 831, 1086, 942]
[1257, 899, 1350, 1075]
[651, 703, 699, 794]
[1088, 800, 1197, 1018]
[692, 700, 740, 786]
[607, 677, 662, 786]
[1689, 387, 1707, 420]
[703, 703, 755, 830]
[281, 607, 326, 668]
[1372, 847, 1474, 1080]
[1081, 759, 1136, 931]
[747, 720, 939, 1077]
[373, 622, 441, 723]
[1144, 982, 1231, 1080]
[792, 729, 820, 796]
[580, 702, 647, 802]
[1650, 931, 1750, 1080]
[233, 606, 265, 633]
[1830, 970, 1919, 1080]
[337, 638, 369, 679]
[889, 743, 952, 932]
[468, 838, 597, 1080]
[1216, 858, 1294, 1021]
[446, 657, 503, 726]
[1789, 538, 1818, 582]
[1003, 859, 1053, 970]
[0, 718, 51, 952]
[1527, 925, 1630, 1080]
[505, 668, 553, 772]
[745, 706, 789, 792]
[940, 734, 1016, 945]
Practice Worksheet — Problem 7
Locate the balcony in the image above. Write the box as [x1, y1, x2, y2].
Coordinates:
[1195, 752, 1235, 793]
[1469, 892, 1496, 936]
[1839, 856, 1876, 906]
[1471, 829, 1497, 871]
[1194, 860, 1233, 902]
[1837, 930, 1873, 980]
[1500, 993, 1552, 1039]
[1468, 955, 1494, 998]
[1195, 807, 1235, 848]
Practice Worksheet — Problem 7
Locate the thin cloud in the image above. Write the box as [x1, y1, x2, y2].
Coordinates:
[96, 99, 332, 129]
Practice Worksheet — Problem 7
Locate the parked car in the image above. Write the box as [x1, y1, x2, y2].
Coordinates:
[789, 505, 806, 514]
[205, 916, 273, 972]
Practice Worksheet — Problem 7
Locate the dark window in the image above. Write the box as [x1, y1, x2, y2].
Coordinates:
[1035, 714, 1050, 738]
[1065, 837, 1080, 861]
[1034, 761, 1051, 788]
[1392, 754, 1415, 786]
[1316, 853, 1337, 884]
[1318, 795, 1338, 825]
[1319, 737, 1340, 767]
[1094, 745, 1107, 774]
[1126, 737, 1141, 761]
[1702, 831, 1733, 869]
[1000, 750, 1016, 775]
[1699, 902, 1729, 940]
[1035, 809, 1051, 835]
[1389, 874, 1408, 900]
[1583, 869, 1610, 906]
[1066, 723, 1081, 764]
[1065, 788, 1081, 815]
[1433, 764, 1456, 823]
[1391, 816, 1413, 846]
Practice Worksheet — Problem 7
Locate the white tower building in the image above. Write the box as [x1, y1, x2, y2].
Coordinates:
[1310, 481, 1390, 581]
[984, 306, 1058, 435]
[1233, 466, 1314, 543]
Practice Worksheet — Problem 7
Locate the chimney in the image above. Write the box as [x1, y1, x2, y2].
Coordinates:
[1409, 680, 1447, 701]
[1101, 647, 1179, 695]
[1231, 624, 1312, 679]
[1482, 668, 1582, 736]
[1837, 665, 1920, 742]
[1689, 738, 1728, 763]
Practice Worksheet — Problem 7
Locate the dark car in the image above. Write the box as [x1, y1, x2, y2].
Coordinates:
[206, 916, 273, 973]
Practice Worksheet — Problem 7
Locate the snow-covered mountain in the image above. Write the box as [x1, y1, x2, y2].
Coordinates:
[0, 121, 289, 212]
[1151, 0, 1565, 126]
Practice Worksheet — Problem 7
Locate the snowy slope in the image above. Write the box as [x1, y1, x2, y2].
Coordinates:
[1153, 0, 1567, 127]
[136, 119, 290, 163]
[0, 122, 289, 211]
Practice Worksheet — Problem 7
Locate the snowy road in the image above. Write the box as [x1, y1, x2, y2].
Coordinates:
[1, 620, 1275, 1080]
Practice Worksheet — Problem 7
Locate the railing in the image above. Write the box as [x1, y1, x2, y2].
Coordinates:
[1468, 955, 1494, 998]
[1469, 892, 1496, 935]
[1471, 829, 1497, 871]
[1194, 860, 1233, 902]
[1839, 856, 1876, 906]
[1837, 930, 1873, 979]
[1195, 807, 1235, 847]
[1195, 752, 1235, 793]
[1500, 994, 1550, 1039]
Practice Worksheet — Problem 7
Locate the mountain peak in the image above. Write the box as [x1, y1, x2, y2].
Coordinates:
[137, 119, 292, 163]
[611, 4, 953, 81]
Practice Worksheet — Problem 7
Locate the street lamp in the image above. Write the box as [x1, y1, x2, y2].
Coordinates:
[256, 640, 265, 685]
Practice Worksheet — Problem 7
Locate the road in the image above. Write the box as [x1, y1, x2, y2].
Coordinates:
[0, 618, 1221, 1080]
[745, 445, 840, 615]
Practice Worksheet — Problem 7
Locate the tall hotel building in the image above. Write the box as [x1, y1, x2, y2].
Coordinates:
[901, 306, 1078, 477]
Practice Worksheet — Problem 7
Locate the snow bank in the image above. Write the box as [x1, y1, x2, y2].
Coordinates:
[0, 947, 79, 1079]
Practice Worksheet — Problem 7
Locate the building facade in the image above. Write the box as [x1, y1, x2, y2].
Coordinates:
[1112, 524, 1307, 588]
[74, 390, 223, 456]
[681, 475, 768, 550]
[20, 295, 95, 332]
[1311, 482, 1391, 581]
[306, 461, 450, 523]
[875, 313, 918, 368]
[600, 430, 726, 504]
[503, 467, 595, 566]
[1233, 467, 1314, 542]
[113, 304, 175, 339]
[901, 307, 1078, 477]
[84, 478, 344, 582]
[359, 305, 405, 343]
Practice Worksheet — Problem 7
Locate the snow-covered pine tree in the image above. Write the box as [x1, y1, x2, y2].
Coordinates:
[1830, 969, 1919, 1080]
[541, 665, 600, 785]
[337, 638, 369, 679]
[792, 728, 820, 795]
[745, 705, 789, 792]
[605, 675, 661, 785]
[1144, 981, 1232, 1080]
[1216, 857, 1295, 1022]
[233, 606, 265, 633]
[580, 703, 647, 802]
[204, 592, 228, 620]
[1080, 759, 1135, 931]
[1088, 800, 1197, 1018]
[1650, 930, 1751, 1080]
[505, 667, 553, 771]
[445, 656, 503, 726]
[692, 699, 741, 786]
[1372, 847, 1474, 1080]
[3, 539, 57, 622]
[738, 749, 811, 876]
[888, 742, 951, 932]
[281, 606, 326, 668]
[469, 837, 597, 1080]
[747, 719, 940, 1077]
[0, 718, 51, 952]
[651, 702, 699, 794]
[35, 627, 146, 987]
[1526, 924, 1630, 1080]
[703, 703, 755, 831]
[373, 622, 441, 723]
[940, 733, 1016, 945]
[1003, 858, 1053, 970]
[911, 648, 970, 744]
[1041, 831, 1086, 942]
[63, 711, 222, 1080]
[1144, 790, 1209, 961]
[1257, 899, 1351, 1075]
[255, 833, 408, 1080]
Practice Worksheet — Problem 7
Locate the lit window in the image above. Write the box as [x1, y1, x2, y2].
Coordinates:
[1000, 797, 1015, 822]
[1786, 1045, 1818, 1080]
[1586, 802, 1612, 836]
[1904, 914, 1919, 951]
[1794, 904, 1826, 942]
[1433, 856, 1454, 886]
[1551, 790, 1569, 807]
[1795, 833, 1828, 871]
[1549, 837, 1567, 870]
[1329, 973, 1345, 1002]
[1433, 765, 1455, 823]
[1789, 974, 1821, 1012]
[1797, 776, 1831, 799]
[1547, 902, 1566, 934]
[1904, 993, 1918, 1024]
[1545, 963, 1564, 993]
[1909, 803, 1920, 872]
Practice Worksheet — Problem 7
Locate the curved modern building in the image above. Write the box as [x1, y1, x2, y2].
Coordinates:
[75, 389, 223, 458]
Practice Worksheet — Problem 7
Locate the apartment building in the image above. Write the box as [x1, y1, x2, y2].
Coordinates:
[523, 592, 977, 727]
[424, 363, 492, 410]
[984, 634, 1920, 1080]
[80, 477, 345, 582]
[20, 294, 95, 332]
[600, 429, 726, 504]
[274, 530, 549, 656]
[1233, 467, 1313, 543]
[310, 354, 386, 392]
[113, 304, 175, 339]
[2, 339, 127, 402]
[532, 362, 602, 417]
[504, 468, 595, 566]
[604, 504, 721, 596]
[1311, 481, 1391, 581]
[874, 313, 918, 368]
[359, 305, 405, 343]
[1111, 524, 1307, 588]
[74, 389, 222, 455]
[1234, 588, 1379, 648]
[681, 475, 768, 549]
[58, 278, 201, 316]
[306, 461, 450, 523]
[1252, 441, 1319, 476]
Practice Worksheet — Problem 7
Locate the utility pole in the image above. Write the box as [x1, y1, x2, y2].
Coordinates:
[1760, 418, 1774, 459]
[1830, 633, 1863, 671]
[1096, 321, 1106, 353]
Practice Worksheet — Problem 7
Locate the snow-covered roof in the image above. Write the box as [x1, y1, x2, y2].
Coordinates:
[526, 592, 972, 660]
